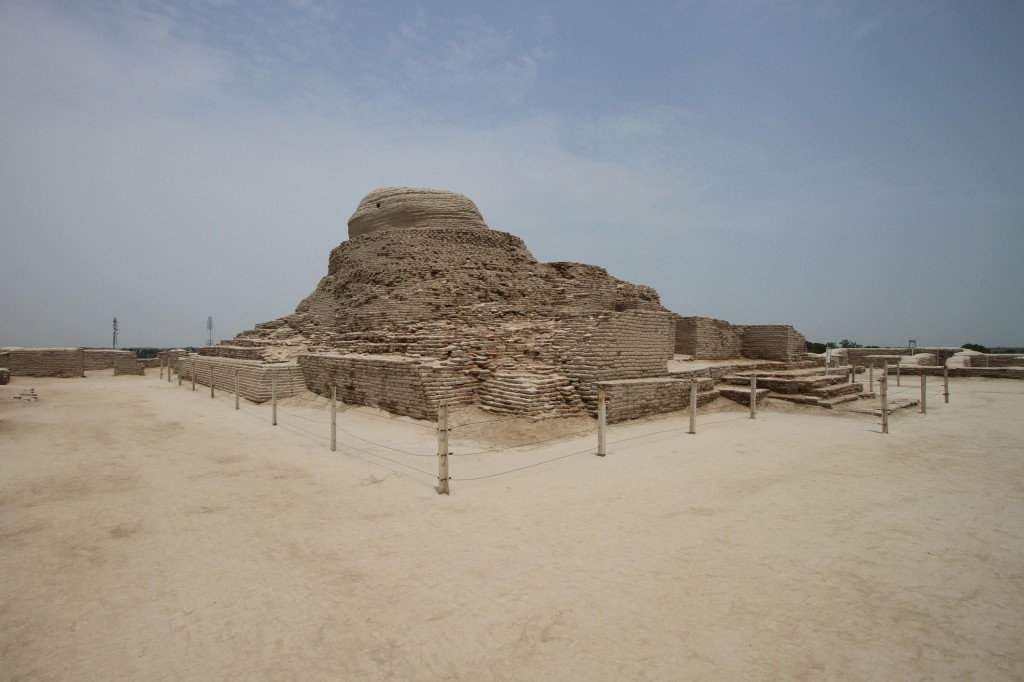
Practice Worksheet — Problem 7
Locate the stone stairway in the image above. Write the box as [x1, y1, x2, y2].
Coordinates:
[719, 366, 877, 410]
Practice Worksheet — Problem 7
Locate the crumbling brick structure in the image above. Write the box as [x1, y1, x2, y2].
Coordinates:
[0, 348, 85, 378]
[206, 188, 809, 421]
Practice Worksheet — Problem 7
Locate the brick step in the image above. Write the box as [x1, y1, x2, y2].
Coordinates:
[818, 393, 869, 408]
[810, 383, 865, 398]
[767, 392, 824, 406]
[718, 386, 771, 405]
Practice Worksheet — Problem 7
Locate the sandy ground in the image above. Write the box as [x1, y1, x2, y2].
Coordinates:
[1, 370, 1022, 681]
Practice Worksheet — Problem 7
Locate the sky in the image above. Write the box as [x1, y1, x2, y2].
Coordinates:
[1, 0, 1022, 349]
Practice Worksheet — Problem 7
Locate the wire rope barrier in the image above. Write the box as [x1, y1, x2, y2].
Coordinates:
[172, 362, 963, 490]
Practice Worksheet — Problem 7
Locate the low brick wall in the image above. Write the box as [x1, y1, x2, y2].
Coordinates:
[845, 347, 962, 367]
[178, 356, 306, 403]
[84, 349, 138, 370]
[0, 348, 85, 378]
[198, 345, 264, 361]
[561, 310, 675, 409]
[298, 354, 476, 420]
[113, 354, 145, 376]
[739, 326, 807, 362]
[896, 366, 1024, 379]
[598, 377, 717, 423]
[674, 316, 743, 359]
[965, 354, 1024, 368]
[157, 350, 190, 372]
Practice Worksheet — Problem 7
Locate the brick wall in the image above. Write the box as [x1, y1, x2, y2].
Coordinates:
[113, 354, 145, 376]
[673, 316, 744, 359]
[0, 348, 85, 377]
[178, 356, 306, 403]
[84, 349, 139, 370]
[964, 354, 1024, 368]
[560, 310, 674, 409]
[598, 377, 717, 423]
[298, 353, 476, 420]
[739, 326, 808, 362]
[198, 345, 264, 361]
[157, 350, 190, 372]
[844, 347, 963, 367]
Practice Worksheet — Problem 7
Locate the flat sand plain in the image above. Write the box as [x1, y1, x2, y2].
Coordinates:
[1, 371, 1022, 681]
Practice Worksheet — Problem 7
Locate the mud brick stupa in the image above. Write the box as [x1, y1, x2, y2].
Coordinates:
[189, 188, 809, 421]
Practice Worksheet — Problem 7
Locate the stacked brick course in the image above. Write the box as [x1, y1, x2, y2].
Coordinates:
[738, 326, 808, 362]
[113, 353, 145, 376]
[83, 349, 138, 370]
[0, 348, 85, 377]
[298, 354, 475, 420]
[598, 377, 717, 423]
[963, 354, 1024, 368]
[177, 356, 306, 403]
[674, 317, 743, 359]
[157, 349, 190, 372]
[844, 347, 962, 367]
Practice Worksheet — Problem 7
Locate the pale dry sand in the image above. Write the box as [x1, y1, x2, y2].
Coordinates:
[1, 371, 1022, 681]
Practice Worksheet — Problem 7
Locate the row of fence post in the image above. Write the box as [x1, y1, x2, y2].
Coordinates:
[876, 364, 949, 434]
[159, 356, 955, 494]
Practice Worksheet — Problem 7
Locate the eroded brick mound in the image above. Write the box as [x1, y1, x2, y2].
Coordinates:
[347, 187, 488, 239]
[216, 187, 681, 419]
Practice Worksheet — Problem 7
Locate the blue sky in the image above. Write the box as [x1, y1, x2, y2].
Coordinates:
[1, 0, 1021, 348]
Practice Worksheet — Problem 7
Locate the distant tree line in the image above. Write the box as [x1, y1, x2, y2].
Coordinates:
[806, 339, 870, 353]
[123, 347, 197, 358]
[806, 341, 1022, 355]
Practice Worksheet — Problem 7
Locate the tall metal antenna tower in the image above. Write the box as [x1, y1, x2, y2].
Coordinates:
[207, 316, 213, 346]
[112, 317, 118, 349]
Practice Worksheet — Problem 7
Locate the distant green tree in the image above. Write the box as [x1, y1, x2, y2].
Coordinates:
[962, 343, 990, 353]
[839, 339, 862, 348]
[806, 341, 828, 354]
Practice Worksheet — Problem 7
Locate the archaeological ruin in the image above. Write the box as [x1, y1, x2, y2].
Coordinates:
[182, 187, 825, 422]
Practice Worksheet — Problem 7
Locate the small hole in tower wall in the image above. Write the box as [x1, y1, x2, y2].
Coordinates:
[376, 202, 381, 208]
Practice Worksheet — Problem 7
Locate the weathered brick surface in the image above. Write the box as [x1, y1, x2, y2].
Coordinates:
[964, 354, 1024, 368]
[598, 377, 717, 423]
[739, 326, 808, 362]
[177, 356, 306, 403]
[198, 346, 264, 361]
[157, 350, 190, 372]
[84, 349, 140, 370]
[0, 348, 85, 377]
[298, 354, 475, 420]
[113, 353, 145, 375]
[674, 316, 743, 359]
[844, 347, 963, 367]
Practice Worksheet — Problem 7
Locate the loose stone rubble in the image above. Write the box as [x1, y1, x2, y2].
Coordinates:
[197, 187, 816, 421]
